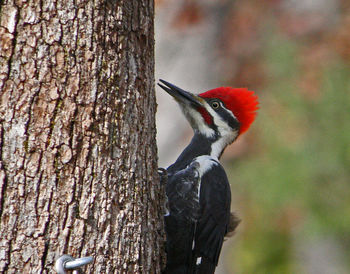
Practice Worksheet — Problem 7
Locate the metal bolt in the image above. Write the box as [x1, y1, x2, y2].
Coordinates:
[55, 254, 93, 274]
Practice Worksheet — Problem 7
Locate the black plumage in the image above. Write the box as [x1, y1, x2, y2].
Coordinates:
[164, 153, 231, 274]
[157, 80, 257, 274]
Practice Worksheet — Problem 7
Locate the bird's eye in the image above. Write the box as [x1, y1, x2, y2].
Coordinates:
[211, 101, 220, 109]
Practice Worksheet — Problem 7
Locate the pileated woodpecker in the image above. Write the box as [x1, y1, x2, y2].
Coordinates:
[158, 79, 259, 274]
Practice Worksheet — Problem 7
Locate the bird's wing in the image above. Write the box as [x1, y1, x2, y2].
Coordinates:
[166, 162, 201, 221]
[192, 161, 231, 273]
[164, 161, 201, 273]
[164, 157, 231, 274]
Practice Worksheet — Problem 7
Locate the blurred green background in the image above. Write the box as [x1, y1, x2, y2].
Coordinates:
[156, 0, 350, 273]
[227, 35, 350, 274]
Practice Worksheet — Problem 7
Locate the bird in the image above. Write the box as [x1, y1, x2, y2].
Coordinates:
[158, 79, 259, 274]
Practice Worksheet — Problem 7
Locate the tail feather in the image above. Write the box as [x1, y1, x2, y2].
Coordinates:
[225, 212, 241, 239]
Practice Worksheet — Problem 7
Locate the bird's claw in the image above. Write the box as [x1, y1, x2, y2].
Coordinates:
[158, 168, 168, 185]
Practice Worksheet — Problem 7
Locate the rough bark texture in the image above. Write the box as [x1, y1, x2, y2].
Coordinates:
[0, 0, 164, 273]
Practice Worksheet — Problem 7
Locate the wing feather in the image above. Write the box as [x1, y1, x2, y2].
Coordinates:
[164, 157, 231, 274]
[192, 162, 231, 270]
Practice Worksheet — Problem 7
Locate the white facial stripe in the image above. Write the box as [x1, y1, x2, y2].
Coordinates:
[180, 104, 215, 138]
[206, 102, 233, 131]
[201, 101, 239, 157]
[210, 129, 239, 158]
[221, 102, 236, 119]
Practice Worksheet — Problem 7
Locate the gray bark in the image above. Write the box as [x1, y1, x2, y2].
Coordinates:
[0, 0, 164, 273]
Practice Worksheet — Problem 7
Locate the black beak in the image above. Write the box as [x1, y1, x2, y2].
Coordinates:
[158, 79, 203, 107]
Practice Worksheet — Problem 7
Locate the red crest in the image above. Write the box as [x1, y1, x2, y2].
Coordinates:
[199, 87, 259, 135]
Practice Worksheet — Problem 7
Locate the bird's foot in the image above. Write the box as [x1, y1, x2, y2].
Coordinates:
[158, 168, 168, 186]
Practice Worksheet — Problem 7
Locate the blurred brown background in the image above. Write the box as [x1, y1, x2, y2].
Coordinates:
[155, 0, 350, 273]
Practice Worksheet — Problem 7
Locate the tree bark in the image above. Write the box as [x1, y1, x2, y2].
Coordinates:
[0, 0, 164, 273]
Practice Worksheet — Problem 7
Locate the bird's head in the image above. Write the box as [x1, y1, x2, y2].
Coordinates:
[158, 79, 259, 146]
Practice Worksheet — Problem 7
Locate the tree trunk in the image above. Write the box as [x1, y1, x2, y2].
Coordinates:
[0, 0, 164, 273]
